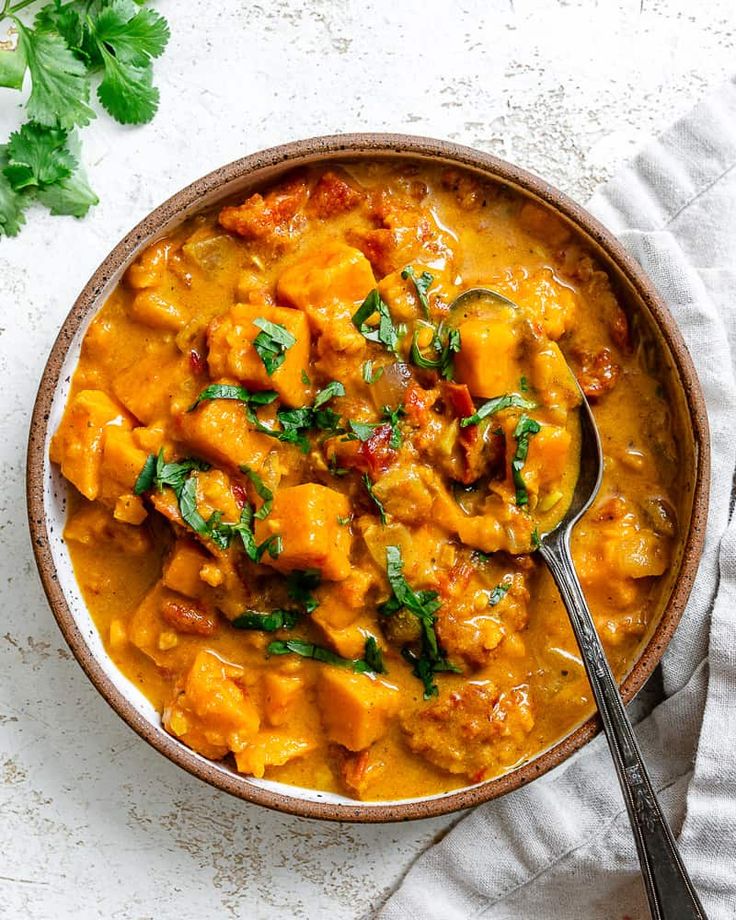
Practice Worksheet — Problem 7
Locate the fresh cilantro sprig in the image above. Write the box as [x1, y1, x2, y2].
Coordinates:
[410, 322, 461, 380]
[133, 449, 281, 560]
[379, 545, 460, 699]
[352, 289, 404, 355]
[459, 392, 535, 428]
[511, 414, 541, 506]
[252, 318, 296, 375]
[363, 473, 387, 524]
[0, 0, 170, 238]
[286, 569, 321, 614]
[189, 380, 345, 454]
[267, 636, 386, 675]
[401, 265, 433, 319]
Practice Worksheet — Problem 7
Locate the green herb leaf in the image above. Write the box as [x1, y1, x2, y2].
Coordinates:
[300, 369, 311, 386]
[488, 582, 510, 606]
[133, 452, 156, 495]
[17, 21, 95, 129]
[267, 636, 385, 674]
[240, 465, 273, 520]
[379, 545, 458, 698]
[252, 317, 296, 375]
[382, 404, 405, 450]
[178, 474, 210, 537]
[0, 40, 27, 91]
[459, 392, 535, 428]
[286, 569, 321, 614]
[348, 419, 378, 441]
[313, 380, 345, 409]
[362, 360, 384, 385]
[4, 122, 74, 191]
[36, 153, 97, 217]
[401, 265, 433, 319]
[511, 414, 541, 505]
[352, 289, 402, 354]
[189, 383, 278, 412]
[0, 148, 27, 237]
[91, 0, 170, 67]
[363, 473, 387, 525]
[410, 322, 461, 380]
[232, 609, 300, 632]
[520, 375, 529, 393]
[87, 0, 170, 126]
[531, 527, 541, 550]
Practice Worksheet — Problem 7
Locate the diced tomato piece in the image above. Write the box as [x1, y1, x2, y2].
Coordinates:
[358, 425, 397, 476]
[404, 382, 438, 428]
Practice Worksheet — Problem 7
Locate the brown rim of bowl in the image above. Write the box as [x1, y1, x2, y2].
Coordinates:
[26, 133, 710, 823]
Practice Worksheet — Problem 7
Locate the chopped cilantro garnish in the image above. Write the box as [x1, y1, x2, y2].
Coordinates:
[459, 392, 535, 428]
[352, 289, 403, 354]
[188, 383, 278, 412]
[252, 318, 296, 375]
[232, 609, 300, 632]
[511, 414, 541, 506]
[410, 322, 461, 380]
[313, 380, 346, 409]
[379, 545, 459, 698]
[286, 569, 321, 614]
[520, 375, 529, 393]
[348, 420, 378, 441]
[240, 465, 273, 520]
[382, 404, 405, 449]
[267, 636, 385, 674]
[363, 473, 387, 525]
[362, 360, 384, 385]
[488, 581, 511, 606]
[401, 265, 433, 319]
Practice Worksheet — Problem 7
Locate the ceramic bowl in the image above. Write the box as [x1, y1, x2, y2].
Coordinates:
[26, 134, 710, 822]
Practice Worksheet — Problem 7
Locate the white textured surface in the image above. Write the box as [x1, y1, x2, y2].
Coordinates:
[1, 1, 733, 918]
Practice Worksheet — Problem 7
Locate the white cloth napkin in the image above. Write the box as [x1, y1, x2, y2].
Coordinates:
[379, 76, 736, 920]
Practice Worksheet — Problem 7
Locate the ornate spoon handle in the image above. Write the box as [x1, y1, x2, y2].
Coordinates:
[540, 527, 707, 920]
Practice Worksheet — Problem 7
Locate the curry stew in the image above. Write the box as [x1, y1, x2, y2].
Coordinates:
[51, 162, 681, 800]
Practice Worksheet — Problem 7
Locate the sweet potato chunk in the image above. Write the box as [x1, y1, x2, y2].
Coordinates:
[128, 290, 187, 332]
[317, 669, 400, 751]
[113, 349, 184, 425]
[254, 483, 352, 580]
[100, 426, 150, 497]
[50, 390, 132, 500]
[125, 238, 172, 290]
[516, 269, 576, 340]
[276, 241, 375, 352]
[162, 539, 211, 598]
[454, 318, 522, 398]
[207, 302, 311, 407]
[174, 399, 273, 470]
[64, 504, 150, 555]
[164, 649, 260, 759]
[234, 733, 316, 777]
[262, 672, 304, 727]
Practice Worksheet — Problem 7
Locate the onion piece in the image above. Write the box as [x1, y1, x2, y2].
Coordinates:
[370, 362, 413, 410]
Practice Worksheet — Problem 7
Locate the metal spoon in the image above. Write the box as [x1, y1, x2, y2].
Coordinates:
[449, 288, 707, 919]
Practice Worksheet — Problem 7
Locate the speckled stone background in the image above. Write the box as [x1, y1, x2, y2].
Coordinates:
[1, 1, 734, 918]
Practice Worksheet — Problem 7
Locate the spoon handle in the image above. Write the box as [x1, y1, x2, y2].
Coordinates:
[540, 529, 707, 920]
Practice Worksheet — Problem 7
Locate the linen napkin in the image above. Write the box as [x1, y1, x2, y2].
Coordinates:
[379, 76, 736, 920]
